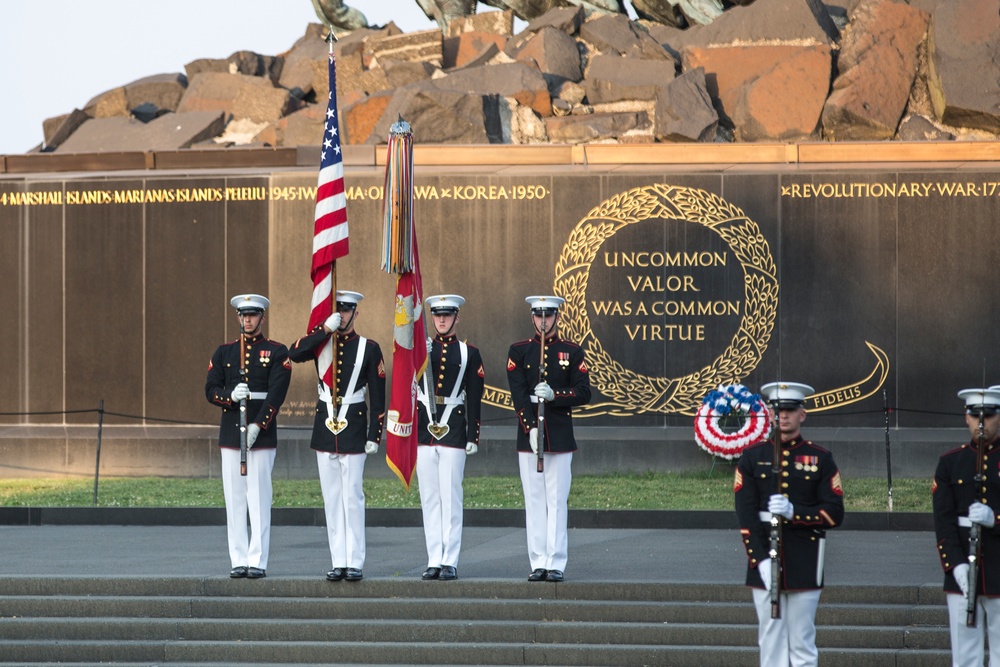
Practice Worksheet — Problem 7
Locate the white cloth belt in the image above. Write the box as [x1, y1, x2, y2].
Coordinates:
[959, 516, 973, 528]
[530, 396, 539, 403]
[417, 390, 465, 406]
[317, 387, 366, 405]
[248, 392, 268, 401]
[759, 511, 774, 522]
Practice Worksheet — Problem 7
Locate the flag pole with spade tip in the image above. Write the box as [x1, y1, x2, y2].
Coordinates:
[381, 117, 428, 490]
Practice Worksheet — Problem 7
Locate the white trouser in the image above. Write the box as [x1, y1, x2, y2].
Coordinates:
[518, 451, 572, 572]
[316, 451, 367, 569]
[417, 445, 467, 568]
[752, 587, 822, 667]
[946, 592, 1000, 667]
[220, 447, 275, 570]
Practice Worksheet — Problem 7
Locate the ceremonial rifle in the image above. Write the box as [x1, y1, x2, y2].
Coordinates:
[769, 405, 782, 619]
[536, 313, 547, 473]
[966, 410, 985, 627]
[422, 327, 439, 438]
[239, 333, 248, 477]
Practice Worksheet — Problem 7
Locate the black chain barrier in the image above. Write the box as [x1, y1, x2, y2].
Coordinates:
[0, 400, 970, 509]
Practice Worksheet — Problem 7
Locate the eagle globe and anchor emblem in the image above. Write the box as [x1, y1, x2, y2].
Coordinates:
[482, 183, 889, 417]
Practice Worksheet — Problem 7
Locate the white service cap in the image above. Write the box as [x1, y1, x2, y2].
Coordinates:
[335, 290, 364, 308]
[760, 381, 814, 408]
[230, 294, 269, 312]
[426, 294, 465, 313]
[525, 295, 565, 313]
[958, 387, 1000, 415]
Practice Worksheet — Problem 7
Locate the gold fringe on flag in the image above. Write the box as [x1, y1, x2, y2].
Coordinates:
[380, 117, 415, 274]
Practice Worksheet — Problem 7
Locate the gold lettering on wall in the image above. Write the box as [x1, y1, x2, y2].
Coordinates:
[781, 181, 1000, 198]
[0, 183, 550, 206]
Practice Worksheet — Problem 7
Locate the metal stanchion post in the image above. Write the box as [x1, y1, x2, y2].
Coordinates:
[93, 399, 104, 506]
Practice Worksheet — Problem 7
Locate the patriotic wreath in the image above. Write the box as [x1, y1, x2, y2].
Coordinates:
[693, 384, 771, 460]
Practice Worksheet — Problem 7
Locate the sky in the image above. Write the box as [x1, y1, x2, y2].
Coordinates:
[0, 1, 445, 155]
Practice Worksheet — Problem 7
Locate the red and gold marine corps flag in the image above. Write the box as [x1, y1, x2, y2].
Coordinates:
[380, 117, 427, 489]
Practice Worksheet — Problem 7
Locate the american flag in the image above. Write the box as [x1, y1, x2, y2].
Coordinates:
[308, 51, 349, 391]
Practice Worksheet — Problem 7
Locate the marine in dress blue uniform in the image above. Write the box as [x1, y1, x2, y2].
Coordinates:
[288, 290, 386, 582]
[506, 295, 591, 582]
[205, 294, 291, 579]
[734, 381, 844, 667]
[933, 387, 1000, 667]
[415, 294, 485, 581]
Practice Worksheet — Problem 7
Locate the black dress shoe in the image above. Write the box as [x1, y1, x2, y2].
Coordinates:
[528, 568, 548, 582]
[344, 568, 363, 581]
[421, 567, 441, 580]
[229, 566, 248, 578]
[546, 569, 564, 582]
[326, 568, 345, 581]
[246, 567, 266, 579]
[439, 565, 457, 580]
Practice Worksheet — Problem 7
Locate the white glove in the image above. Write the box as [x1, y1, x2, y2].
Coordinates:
[758, 558, 772, 592]
[534, 382, 555, 402]
[969, 502, 996, 528]
[365, 440, 379, 454]
[954, 562, 970, 596]
[768, 494, 794, 520]
[426, 337, 433, 354]
[231, 383, 250, 402]
[466, 442, 478, 455]
[324, 312, 342, 332]
[246, 424, 260, 448]
[528, 428, 539, 455]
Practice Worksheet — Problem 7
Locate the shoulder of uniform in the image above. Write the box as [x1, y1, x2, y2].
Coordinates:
[556, 339, 583, 351]
[264, 338, 287, 348]
[510, 339, 533, 349]
[941, 444, 969, 458]
[801, 440, 830, 453]
[742, 440, 770, 455]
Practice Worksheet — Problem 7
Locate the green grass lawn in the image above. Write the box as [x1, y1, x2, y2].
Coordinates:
[0, 473, 931, 512]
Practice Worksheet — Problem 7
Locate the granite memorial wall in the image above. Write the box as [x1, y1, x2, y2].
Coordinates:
[3, 166, 998, 434]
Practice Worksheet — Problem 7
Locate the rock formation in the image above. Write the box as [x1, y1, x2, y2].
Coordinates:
[25, 0, 1000, 154]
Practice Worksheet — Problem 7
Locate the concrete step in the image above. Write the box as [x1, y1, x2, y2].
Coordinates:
[0, 594, 948, 627]
[0, 576, 944, 604]
[0, 616, 952, 650]
[0, 577, 952, 666]
[0, 640, 954, 666]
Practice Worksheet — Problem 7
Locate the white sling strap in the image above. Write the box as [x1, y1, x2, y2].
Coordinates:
[321, 336, 367, 434]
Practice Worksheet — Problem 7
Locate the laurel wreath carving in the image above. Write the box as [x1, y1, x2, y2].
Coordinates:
[554, 184, 778, 416]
